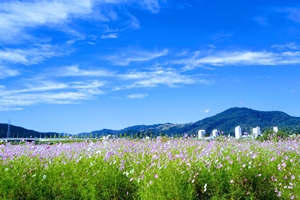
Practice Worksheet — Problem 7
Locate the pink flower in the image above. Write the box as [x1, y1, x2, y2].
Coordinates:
[291, 175, 295, 180]
[277, 192, 281, 197]
[154, 174, 159, 179]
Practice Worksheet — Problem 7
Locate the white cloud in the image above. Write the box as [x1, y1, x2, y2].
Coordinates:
[201, 109, 210, 113]
[271, 43, 300, 50]
[198, 51, 276, 66]
[51, 64, 208, 90]
[0, 0, 94, 43]
[127, 93, 148, 99]
[104, 48, 168, 66]
[254, 16, 268, 26]
[100, 33, 118, 39]
[99, 0, 166, 13]
[126, 14, 140, 29]
[136, 0, 163, 13]
[57, 65, 116, 77]
[0, 80, 104, 110]
[0, 66, 20, 79]
[172, 48, 300, 70]
[0, 0, 166, 43]
[278, 7, 300, 23]
[0, 44, 65, 65]
[119, 67, 209, 88]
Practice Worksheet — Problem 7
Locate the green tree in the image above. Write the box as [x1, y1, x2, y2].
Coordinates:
[259, 128, 290, 141]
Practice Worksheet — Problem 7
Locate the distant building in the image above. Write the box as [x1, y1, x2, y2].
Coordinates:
[235, 126, 242, 139]
[198, 130, 206, 138]
[253, 127, 261, 138]
[273, 127, 279, 133]
[212, 129, 219, 137]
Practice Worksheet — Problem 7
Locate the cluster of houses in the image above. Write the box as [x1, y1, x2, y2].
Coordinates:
[198, 126, 279, 139]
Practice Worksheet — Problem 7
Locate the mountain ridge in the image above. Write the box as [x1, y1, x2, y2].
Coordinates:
[1, 107, 300, 138]
[82, 107, 300, 137]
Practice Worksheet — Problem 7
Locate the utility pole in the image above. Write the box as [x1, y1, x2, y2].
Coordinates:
[6, 119, 11, 138]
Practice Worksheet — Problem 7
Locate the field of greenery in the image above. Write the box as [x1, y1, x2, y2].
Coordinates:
[0, 137, 299, 199]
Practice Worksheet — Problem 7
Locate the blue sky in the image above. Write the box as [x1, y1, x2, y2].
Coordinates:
[1, 0, 300, 134]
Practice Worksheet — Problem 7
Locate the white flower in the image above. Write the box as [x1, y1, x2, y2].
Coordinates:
[204, 183, 207, 192]
[43, 175, 47, 179]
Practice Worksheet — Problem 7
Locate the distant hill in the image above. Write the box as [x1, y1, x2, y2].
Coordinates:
[87, 123, 186, 137]
[2, 107, 300, 138]
[87, 107, 300, 137]
[170, 107, 300, 135]
[0, 123, 61, 138]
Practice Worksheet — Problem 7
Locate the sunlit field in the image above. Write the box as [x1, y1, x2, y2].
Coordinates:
[0, 137, 299, 199]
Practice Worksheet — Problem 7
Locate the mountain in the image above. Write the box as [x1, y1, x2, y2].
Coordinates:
[0, 123, 61, 138]
[1, 107, 300, 138]
[87, 124, 167, 137]
[170, 107, 300, 135]
[87, 107, 300, 137]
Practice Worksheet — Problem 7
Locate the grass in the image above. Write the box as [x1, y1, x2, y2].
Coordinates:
[0, 138, 299, 199]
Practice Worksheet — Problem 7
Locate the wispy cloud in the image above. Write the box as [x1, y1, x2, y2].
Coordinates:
[0, 44, 66, 65]
[0, 66, 20, 79]
[172, 48, 300, 70]
[277, 7, 300, 23]
[0, 80, 104, 111]
[196, 51, 276, 66]
[126, 14, 140, 29]
[255, 6, 300, 26]
[201, 109, 210, 113]
[0, 0, 94, 43]
[137, 0, 166, 13]
[104, 48, 168, 66]
[101, 33, 118, 39]
[127, 93, 148, 99]
[0, 0, 166, 44]
[271, 43, 300, 50]
[56, 65, 116, 77]
[119, 67, 209, 88]
[254, 16, 269, 26]
[50, 64, 208, 90]
[106, 0, 167, 13]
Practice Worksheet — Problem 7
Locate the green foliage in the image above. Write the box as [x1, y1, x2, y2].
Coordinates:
[0, 139, 299, 199]
[0, 155, 138, 199]
[259, 128, 291, 142]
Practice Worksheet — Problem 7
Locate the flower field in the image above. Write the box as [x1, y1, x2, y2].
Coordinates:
[0, 138, 299, 199]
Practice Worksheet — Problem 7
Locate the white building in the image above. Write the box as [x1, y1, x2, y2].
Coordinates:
[212, 129, 219, 137]
[235, 126, 242, 139]
[198, 130, 206, 138]
[273, 127, 278, 133]
[252, 127, 261, 138]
